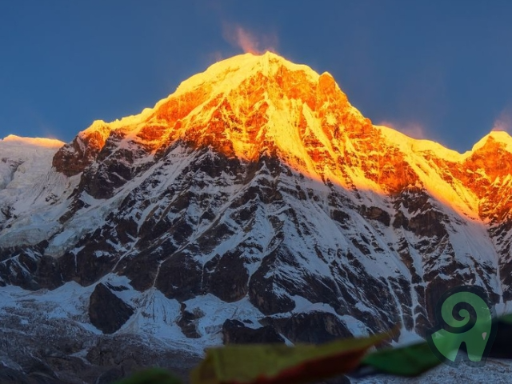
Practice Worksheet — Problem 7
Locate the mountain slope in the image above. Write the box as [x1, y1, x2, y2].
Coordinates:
[1, 54, 512, 379]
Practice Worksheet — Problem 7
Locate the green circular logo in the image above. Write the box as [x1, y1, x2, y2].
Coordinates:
[426, 286, 496, 366]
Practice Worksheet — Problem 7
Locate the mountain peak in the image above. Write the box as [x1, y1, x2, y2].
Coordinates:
[51, 52, 512, 223]
[172, 52, 320, 99]
[146, 52, 357, 166]
[1, 134, 64, 148]
[488, 129, 512, 142]
[52, 52, 363, 179]
[471, 129, 512, 153]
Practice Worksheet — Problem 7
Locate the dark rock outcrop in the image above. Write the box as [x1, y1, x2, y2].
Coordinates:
[177, 304, 202, 339]
[222, 319, 285, 344]
[264, 311, 352, 344]
[88, 283, 134, 334]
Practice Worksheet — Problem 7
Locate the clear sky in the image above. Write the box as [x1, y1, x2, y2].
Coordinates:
[1, 0, 511, 152]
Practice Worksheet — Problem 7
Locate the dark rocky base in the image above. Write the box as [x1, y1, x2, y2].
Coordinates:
[0, 300, 352, 384]
[0, 309, 200, 384]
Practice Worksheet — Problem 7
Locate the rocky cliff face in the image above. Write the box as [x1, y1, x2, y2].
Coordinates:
[1, 52, 512, 381]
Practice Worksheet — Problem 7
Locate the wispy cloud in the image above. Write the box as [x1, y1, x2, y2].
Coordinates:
[207, 50, 224, 63]
[222, 23, 278, 54]
[492, 105, 512, 132]
[378, 120, 428, 140]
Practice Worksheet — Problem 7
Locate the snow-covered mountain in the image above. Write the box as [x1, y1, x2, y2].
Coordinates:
[2, 52, 512, 382]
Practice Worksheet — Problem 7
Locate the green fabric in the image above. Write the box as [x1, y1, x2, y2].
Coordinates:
[113, 368, 182, 384]
[362, 342, 441, 376]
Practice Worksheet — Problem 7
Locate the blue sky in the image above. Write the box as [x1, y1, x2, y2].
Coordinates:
[1, 0, 511, 152]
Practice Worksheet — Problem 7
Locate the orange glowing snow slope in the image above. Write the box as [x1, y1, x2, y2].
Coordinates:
[52, 52, 512, 223]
